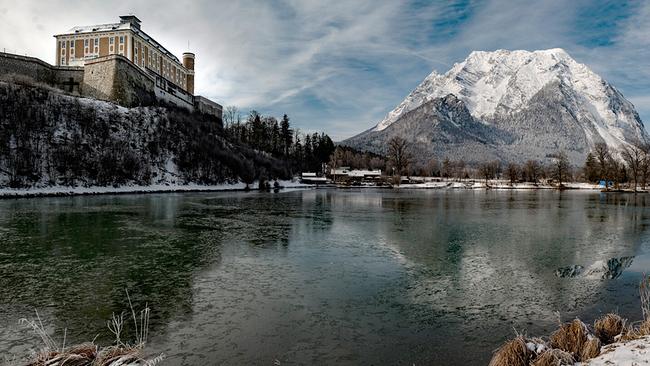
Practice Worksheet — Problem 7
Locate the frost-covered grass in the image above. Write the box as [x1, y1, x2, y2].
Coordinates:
[16, 291, 163, 366]
[583, 336, 650, 365]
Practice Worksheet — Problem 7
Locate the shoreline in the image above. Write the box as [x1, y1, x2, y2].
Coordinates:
[0, 181, 646, 199]
[0, 181, 316, 199]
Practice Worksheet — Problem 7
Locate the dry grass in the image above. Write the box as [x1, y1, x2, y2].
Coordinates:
[487, 336, 534, 366]
[549, 319, 590, 357]
[579, 336, 601, 360]
[488, 275, 650, 365]
[594, 313, 625, 344]
[19, 290, 163, 366]
[531, 348, 575, 366]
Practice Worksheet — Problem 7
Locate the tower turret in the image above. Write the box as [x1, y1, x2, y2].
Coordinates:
[182, 52, 195, 95]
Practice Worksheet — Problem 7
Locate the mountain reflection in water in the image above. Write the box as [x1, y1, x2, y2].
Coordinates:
[556, 256, 635, 279]
[0, 190, 649, 365]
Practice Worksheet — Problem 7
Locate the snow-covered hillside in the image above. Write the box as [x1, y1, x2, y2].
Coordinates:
[0, 81, 290, 189]
[346, 48, 648, 164]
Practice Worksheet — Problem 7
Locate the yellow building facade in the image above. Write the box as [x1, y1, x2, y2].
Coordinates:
[54, 15, 194, 94]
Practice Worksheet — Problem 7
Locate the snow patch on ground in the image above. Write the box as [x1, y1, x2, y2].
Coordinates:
[0, 180, 313, 198]
[582, 336, 650, 365]
[395, 180, 602, 190]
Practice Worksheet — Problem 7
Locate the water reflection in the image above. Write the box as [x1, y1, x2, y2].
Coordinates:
[555, 256, 635, 279]
[0, 190, 649, 365]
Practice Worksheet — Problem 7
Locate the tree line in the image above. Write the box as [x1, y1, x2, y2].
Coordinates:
[370, 137, 650, 189]
[223, 106, 335, 174]
[584, 142, 650, 190]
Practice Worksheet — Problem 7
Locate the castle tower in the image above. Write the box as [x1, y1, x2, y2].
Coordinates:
[182, 52, 195, 95]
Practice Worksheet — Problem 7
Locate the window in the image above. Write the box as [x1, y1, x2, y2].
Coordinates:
[84, 39, 89, 47]
[94, 38, 99, 54]
[109, 37, 114, 45]
[119, 36, 124, 44]
[61, 56, 65, 65]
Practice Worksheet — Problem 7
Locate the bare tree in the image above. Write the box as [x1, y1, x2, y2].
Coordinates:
[426, 158, 439, 177]
[606, 156, 623, 190]
[622, 143, 647, 192]
[593, 142, 610, 186]
[551, 151, 570, 188]
[387, 136, 412, 179]
[506, 163, 519, 185]
[479, 161, 499, 187]
[641, 147, 650, 190]
[524, 160, 541, 184]
[222, 105, 240, 128]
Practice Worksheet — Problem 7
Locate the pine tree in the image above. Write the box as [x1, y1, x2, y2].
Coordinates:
[584, 152, 599, 182]
[280, 114, 292, 157]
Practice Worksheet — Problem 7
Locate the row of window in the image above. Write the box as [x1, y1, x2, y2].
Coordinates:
[133, 39, 187, 87]
[58, 34, 188, 89]
[59, 36, 125, 57]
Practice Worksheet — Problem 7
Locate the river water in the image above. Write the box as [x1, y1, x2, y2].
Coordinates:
[1, 189, 650, 365]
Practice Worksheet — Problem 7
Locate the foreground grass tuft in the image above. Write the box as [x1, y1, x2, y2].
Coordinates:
[19, 290, 163, 366]
[489, 275, 650, 365]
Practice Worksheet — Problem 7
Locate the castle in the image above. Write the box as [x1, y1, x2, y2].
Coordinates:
[0, 15, 222, 120]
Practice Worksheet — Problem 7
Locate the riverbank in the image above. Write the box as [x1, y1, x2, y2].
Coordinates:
[1, 179, 646, 199]
[0, 180, 314, 199]
[396, 181, 602, 190]
[396, 180, 650, 192]
[489, 316, 650, 365]
[490, 276, 650, 365]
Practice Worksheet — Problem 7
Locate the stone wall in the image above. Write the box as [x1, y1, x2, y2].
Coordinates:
[146, 68, 195, 111]
[0, 52, 224, 120]
[194, 96, 223, 120]
[83, 55, 156, 107]
[0, 52, 84, 93]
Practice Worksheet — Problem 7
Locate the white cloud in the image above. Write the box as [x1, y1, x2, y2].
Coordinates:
[0, 0, 647, 137]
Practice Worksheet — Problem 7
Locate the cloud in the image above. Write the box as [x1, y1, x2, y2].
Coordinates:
[0, 0, 648, 138]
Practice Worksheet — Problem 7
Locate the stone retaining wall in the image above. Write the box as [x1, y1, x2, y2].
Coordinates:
[83, 55, 156, 107]
[0, 52, 222, 120]
[0, 52, 84, 93]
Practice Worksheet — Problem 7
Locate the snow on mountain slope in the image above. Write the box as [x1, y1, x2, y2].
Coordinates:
[373, 48, 648, 154]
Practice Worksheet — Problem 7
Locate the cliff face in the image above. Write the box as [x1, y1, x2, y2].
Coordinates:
[0, 81, 289, 189]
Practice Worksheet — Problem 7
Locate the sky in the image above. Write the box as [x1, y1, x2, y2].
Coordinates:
[0, 0, 649, 140]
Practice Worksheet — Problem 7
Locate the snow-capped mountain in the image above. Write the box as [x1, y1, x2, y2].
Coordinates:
[344, 48, 648, 164]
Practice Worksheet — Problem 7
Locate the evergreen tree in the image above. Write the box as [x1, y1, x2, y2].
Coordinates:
[280, 114, 292, 157]
[584, 152, 599, 182]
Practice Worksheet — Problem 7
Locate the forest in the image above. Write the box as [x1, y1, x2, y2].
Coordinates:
[222, 107, 335, 174]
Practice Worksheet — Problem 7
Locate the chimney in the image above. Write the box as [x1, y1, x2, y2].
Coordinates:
[183, 52, 195, 95]
[119, 15, 142, 30]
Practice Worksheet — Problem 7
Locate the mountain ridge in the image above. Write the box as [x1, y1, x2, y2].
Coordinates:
[343, 48, 648, 165]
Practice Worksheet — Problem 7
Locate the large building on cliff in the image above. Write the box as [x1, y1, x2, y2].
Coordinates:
[0, 15, 221, 119]
[54, 15, 194, 95]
